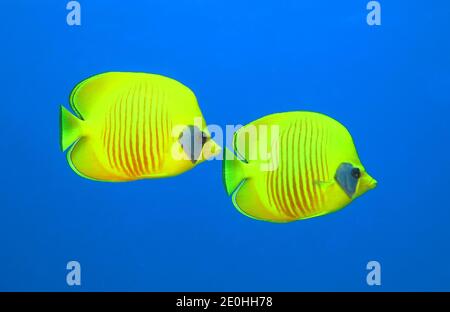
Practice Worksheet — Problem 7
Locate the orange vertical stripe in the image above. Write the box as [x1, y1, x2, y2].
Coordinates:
[148, 84, 155, 172]
[141, 83, 149, 174]
[291, 121, 306, 217]
[314, 121, 324, 205]
[133, 83, 145, 176]
[308, 118, 320, 211]
[295, 119, 308, 217]
[120, 88, 133, 177]
[111, 97, 119, 172]
[124, 86, 137, 177]
[105, 103, 114, 170]
[150, 86, 160, 171]
[115, 92, 128, 176]
[282, 125, 298, 219]
[303, 117, 314, 213]
[269, 141, 284, 215]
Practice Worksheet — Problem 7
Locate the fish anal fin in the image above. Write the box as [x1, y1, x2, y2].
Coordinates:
[232, 178, 290, 223]
[67, 137, 124, 182]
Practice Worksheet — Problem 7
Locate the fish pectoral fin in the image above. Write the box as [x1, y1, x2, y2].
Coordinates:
[314, 180, 334, 190]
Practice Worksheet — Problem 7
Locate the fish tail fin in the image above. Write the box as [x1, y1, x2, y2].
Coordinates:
[60, 105, 84, 152]
[223, 147, 249, 196]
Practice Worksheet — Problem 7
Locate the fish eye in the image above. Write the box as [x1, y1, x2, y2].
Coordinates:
[202, 134, 210, 145]
[351, 168, 361, 179]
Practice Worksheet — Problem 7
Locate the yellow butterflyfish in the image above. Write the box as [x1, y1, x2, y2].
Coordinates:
[60, 72, 220, 182]
[223, 111, 377, 222]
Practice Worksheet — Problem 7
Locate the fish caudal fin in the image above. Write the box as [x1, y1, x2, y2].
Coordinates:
[223, 147, 248, 196]
[60, 105, 84, 152]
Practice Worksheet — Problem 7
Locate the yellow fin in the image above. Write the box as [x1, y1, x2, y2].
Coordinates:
[314, 180, 335, 190]
[223, 147, 248, 195]
[69, 72, 123, 120]
[60, 105, 84, 152]
[66, 137, 123, 182]
[231, 178, 291, 223]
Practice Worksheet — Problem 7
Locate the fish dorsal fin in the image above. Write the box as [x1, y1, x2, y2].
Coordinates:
[232, 113, 288, 165]
[69, 72, 127, 120]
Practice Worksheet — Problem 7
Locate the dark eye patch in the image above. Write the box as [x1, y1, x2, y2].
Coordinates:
[351, 168, 361, 179]
[178, 126, 209, 163]
[335, 163, 360, 198]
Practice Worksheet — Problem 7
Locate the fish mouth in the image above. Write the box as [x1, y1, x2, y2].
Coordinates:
[202, 140, 222, 160]
[367, 176, 378, 190]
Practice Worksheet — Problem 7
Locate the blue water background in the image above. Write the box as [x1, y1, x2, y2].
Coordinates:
[1, 1, 450, 291]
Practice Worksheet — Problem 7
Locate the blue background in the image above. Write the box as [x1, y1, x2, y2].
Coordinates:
[1, 0, 449, 291]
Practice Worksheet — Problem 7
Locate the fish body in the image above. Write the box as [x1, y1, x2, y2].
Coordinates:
[223, 111, 376, 222]
[60, 72, 219, 182]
